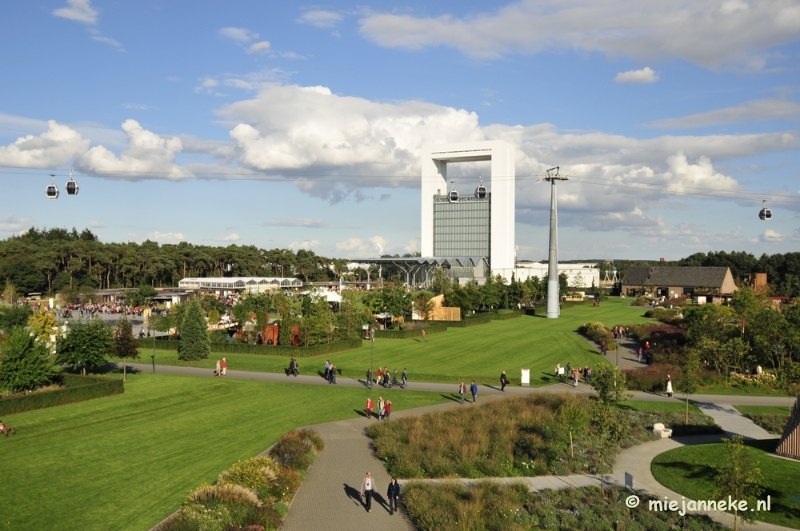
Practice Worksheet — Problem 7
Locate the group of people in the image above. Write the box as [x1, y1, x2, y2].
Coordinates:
[323, 360, 337, 384]
[458, 380, 479, 403]
[213, 358, 227, 377]
[364, 396, 392, 420]
[638, 341, 652, 364]
[359, 471, 400, 515]
[287, 357, 299, 376]
[554, 362, 593, 387]
[367, 367, 407, 389]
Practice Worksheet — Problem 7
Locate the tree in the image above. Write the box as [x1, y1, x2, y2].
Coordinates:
[0, 305, 33, 332]
[590, 401, 628, 497]
[591, 366, 630, 404]
[713, 435, 764, 531]
[558, 398, 587, 458]
[0, 326, 57, 392]
[179, 299, 210, 360]
[28, 309, 60, 344]
[56, 319, 113, 375]
[677, 349, 702, 426]
[2, 279, 16, 305]
[430, 267, 452, 298]
[413, 292, 435, 321]
[113, 317, 140, 381]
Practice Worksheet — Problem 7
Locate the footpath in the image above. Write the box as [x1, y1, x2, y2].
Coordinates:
[129, 363, 797, 531]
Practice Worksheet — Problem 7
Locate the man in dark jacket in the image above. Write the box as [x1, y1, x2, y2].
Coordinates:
[387, 477, 400, 515]
[500, 371, 509, 391]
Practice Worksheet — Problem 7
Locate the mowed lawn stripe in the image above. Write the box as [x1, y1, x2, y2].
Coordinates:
[0, 373, 447, 531]
[134, 299, 650, 385]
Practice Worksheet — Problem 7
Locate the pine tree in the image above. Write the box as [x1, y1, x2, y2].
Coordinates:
[179, 299, 210, 361]
[113, 317, 140, 381]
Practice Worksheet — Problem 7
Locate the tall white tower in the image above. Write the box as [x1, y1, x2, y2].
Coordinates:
[420, 141, 515, 275]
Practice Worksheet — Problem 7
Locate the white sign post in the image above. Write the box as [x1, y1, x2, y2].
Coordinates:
[521, 369, 530, 387]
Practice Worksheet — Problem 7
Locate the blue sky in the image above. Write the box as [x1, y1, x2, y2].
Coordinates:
[0, 0, 799, 261]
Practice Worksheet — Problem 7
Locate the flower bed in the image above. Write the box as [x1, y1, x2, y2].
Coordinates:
[154, 429, 324, 531]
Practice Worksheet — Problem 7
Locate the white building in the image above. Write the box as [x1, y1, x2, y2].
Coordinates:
[178, 277, 303, 294]
[420, 141, 515, 281]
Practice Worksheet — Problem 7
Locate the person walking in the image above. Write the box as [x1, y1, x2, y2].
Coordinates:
[666, 375, 673, 398]
[376, 368, 383, 386]
[324, 359, 330, 380]
[401, 368, 408, 389]
[220, 358, 227, 376]
[638, 347, 643, 363]
[500, 370, 509, 392]
[365, 397, 374, 419]
[378, 396, 385, 420]
[572, 367, 580, 387]
[421, 328, 426, 342]
[329, 363, 337, 384]
[384, 400, 392, 420]
[215, 359, 221, 377]
[360, 471, 375, 512]
[459, 381, 466, 404]
[470, 380, 478, 403]
[387, 477, 400, 515]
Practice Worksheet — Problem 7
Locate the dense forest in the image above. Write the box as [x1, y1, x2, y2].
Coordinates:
[0, 227, 798, 298]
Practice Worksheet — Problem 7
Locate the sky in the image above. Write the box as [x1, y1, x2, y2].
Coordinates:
[0, 0, 799, 261]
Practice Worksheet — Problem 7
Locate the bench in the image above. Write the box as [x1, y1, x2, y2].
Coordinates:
[653, 423, 673, 438]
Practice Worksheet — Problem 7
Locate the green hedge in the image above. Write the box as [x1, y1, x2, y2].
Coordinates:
[490, 310, 524, 320]
[374, 324, 448, 339]
[0, 373, 123, 415]
[148, 338, 363, 358]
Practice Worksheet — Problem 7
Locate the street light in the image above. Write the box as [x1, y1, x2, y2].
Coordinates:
[369, 328, 375, 390]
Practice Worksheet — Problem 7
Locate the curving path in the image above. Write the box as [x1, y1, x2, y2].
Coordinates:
[128, 363, 796, 531]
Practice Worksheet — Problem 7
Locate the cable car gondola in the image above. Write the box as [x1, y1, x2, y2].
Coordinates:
[448, 180, 459, 203]
[65, 178, 79, 196]
[65, 168, 78, 196]
[474, 175, 487, 199]
[46, 174, 59, 199]
[758, 200, 772, 221]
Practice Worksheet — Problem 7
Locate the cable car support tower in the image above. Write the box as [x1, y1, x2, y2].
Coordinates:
[542, 167, 569, 318]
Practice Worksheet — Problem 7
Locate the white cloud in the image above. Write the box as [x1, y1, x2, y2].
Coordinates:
[649, 99, 800, 128]
[0, 214, 33, 235]
[247, 41, 272, 55]
[615, 67, 658, 84]
[123, 103, 152, 111]
[89, 220, 105, 228]
[196, 70, 291, 94]
[219, 27, 259, 43]
[90, 34, 124, 51]
[0, 120, 90, 167]
[760, 229, 784, 242]
[145, 231, 185, 244]
[404, 240, 420, 253]
[221, 233, 241, 242]
[297, 10, 343, 28]
[335, 236, 389, 255]
[359, 0, 800, 70]
[53, 0, 98, 24]
[288, 239, 320, 250]
[78, 119, 193, 180]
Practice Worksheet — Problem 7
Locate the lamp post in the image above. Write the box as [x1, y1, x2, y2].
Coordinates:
[369, 328, 375, 390]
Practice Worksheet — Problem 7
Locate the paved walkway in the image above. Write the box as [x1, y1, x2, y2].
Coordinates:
[129, 363, 796, 530]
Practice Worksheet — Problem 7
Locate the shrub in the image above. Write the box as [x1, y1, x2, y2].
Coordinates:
[578, 321, 616, 350]
[743, 413, 789, 435]
[187, 484, 261, 508]
[268, 466, 301, 502]
[644, 307, 684, 323]
[268, 429, 323, 471]
[0, 326, 57, 392]
[0, 373, 123, 415]
[218, 457, 279, 497]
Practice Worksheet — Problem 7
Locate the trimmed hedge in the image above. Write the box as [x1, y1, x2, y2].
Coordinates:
[374, 324, 448, 339]
[437, 314, 492, 328]
[0, 373, 123, 415]
[490, 310, 524, 321]
[148, 338, 362, 358]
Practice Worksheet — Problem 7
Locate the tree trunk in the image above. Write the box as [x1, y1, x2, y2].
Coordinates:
[569, 429, 574, 458]
[122, 358, 126, 381]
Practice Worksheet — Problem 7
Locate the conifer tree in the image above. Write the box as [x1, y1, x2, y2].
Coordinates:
[179, 299, 210, 361]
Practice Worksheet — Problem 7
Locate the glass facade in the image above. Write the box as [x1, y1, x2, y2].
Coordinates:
[432, 193, 491, 258]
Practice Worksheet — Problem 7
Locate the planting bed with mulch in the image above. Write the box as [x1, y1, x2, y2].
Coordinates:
[369, 394, 719, 479]
[402, 483, 729, 531]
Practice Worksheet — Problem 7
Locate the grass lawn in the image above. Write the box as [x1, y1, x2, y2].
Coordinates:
[130, 298, 652, 386]
[651, 439, 800, 529]
[733, 405, 792, 416]
[618, 400, 702, 414]
[695, 385, 791, 397]
[0, 372, 448, 531]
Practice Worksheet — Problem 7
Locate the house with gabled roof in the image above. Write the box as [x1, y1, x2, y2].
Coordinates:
[621, 266, 738, 299]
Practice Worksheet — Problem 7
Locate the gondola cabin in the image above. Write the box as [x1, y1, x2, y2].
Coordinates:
[65, 178, 79, 196]
[45, 183, 59, 199]
[758, 200, 772, 221]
